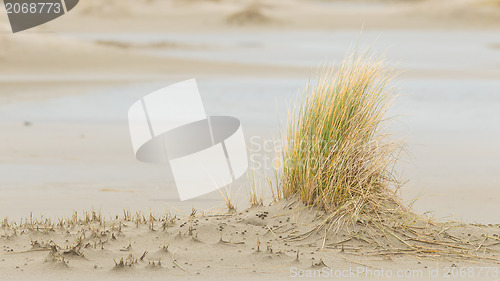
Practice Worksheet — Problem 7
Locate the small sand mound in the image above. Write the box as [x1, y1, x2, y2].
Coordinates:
[44, 246, 70, 269]
[112, 254, 139, 270]
[227, 3, 272, 25]
[149, 248, 172, 260]
[145, 259, 163, 270]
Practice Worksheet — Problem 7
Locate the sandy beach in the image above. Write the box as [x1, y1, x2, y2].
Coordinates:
[1, 0, 500, 280]
[1, 199, 500, 281]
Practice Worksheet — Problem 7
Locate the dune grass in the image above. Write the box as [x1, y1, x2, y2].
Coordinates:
[278, 52, 406, 222]
[273, 53, 500, 262]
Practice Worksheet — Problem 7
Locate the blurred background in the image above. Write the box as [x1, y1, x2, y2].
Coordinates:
[0, 0, 499, 223]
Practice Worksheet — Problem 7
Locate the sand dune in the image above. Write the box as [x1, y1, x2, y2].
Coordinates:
[0, 0, 494, 33]
[226, 2, 275, 25]
[0, 30, 307, 79]
[1, 200, 499, 280]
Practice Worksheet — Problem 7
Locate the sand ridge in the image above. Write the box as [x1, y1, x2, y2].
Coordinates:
[1, 199, 500, 280]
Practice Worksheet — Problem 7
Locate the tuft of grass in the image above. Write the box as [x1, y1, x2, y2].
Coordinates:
[274, 52, 500, 261]
[279, 52, 405, 222]
[218, 187, 236, 213]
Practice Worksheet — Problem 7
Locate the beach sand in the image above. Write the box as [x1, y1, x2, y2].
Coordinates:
[1, 0, 500, 279]
[1, 200, 500, 281]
